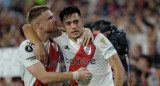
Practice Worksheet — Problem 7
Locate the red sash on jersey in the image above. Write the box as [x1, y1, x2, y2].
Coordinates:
[22, 81, 25, 86]
[69, 34, 97, 86]
[33, 41, 60, 86]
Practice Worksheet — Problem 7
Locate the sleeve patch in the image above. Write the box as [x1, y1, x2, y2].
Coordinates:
[107, 46, 115, 51]
[25, 45, 33, 52]
[100, 37, 107, 44]
[26, 56, 36, 61]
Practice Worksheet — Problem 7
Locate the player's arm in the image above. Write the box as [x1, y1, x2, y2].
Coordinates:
[94, 33, 125, 86]
[81, 28, 94, 46]
[22, 24, 93, 45]
[27, 62, 91, 84]
[22, 24, 94, 45]
[106, 53, 125, 86]
[22, 24, 94, 62]
[22, 24, 46, 63]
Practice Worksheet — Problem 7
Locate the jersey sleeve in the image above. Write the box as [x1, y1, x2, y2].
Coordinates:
[94, 33, 117, 59]
[18, 40, 40, 67]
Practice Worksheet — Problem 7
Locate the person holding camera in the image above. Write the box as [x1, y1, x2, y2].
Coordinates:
[90, 20, 130, 86]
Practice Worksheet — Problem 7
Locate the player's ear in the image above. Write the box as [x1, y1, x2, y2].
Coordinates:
[35, 22, 41, 29]
[81, 19, 84, 26]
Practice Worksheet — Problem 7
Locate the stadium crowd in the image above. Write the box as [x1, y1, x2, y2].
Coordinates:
[0, 0, 160, 86]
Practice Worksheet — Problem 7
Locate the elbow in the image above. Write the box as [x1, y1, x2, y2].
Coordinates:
[39, 75, 59, 84]
[41, 80, 49, 84]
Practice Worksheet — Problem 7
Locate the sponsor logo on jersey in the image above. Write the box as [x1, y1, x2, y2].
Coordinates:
[64, 45, 70, 50]
[25, 45, 33, 52]
[51, 43, 58, 51]
[26, 56, 36, 61]
[44, 59, 60, 68]
[65, 57, 96, 65]
[83, 45, 91, 55]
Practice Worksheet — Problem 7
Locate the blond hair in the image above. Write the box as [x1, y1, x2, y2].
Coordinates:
[27, 5, 50, 24]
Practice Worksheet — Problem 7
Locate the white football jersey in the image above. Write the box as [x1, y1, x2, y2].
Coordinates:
[53, 33, 117, 86]
[18, 40, 60, 86]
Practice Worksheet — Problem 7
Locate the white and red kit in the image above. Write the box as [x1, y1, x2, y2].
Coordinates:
[53, 33, 117, 86]
[18, 40, 60, 86]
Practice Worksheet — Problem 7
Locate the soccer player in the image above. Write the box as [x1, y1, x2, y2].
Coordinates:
[23, 6, 125, 86]
[18, 5, 92, 86]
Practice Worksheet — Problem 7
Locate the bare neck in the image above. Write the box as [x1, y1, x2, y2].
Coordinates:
[70, 38, 77, 43]
[36, 30, 50, 43]
[69, 34, 82, 43]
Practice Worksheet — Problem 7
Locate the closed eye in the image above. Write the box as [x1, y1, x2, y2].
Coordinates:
[48, 16, 53, 20]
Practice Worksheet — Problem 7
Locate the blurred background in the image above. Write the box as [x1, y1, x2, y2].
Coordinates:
[0, 0, 160, 86]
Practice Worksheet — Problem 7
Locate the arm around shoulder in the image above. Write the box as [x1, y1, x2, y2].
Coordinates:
[27, 62, 91, 84]
[27, 62, 73, 84]
[22, 24, 41, 44]
[19, 41, 74, 84]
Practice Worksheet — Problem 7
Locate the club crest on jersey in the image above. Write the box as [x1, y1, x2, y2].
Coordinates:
[52, 43, 58, 51]
[25, 45, 33, 52]
[83, 45, 91, 55]
[100, 37, 107, 44]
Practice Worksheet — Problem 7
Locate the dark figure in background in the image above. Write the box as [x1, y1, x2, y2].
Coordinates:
[89, 20, 129, 85]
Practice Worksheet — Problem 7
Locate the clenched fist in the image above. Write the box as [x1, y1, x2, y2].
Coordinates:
[77, 68, 92, 85]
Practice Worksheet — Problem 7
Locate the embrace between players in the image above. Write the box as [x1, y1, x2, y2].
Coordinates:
[18, 5, 125, 86]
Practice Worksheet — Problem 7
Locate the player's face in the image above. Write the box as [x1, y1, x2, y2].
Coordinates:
[40, 10, 58, 33]
[62, 13, 84, 42]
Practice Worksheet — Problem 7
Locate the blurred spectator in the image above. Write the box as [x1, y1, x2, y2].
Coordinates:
[9, 77, 22, 86]
[129, 70, 141, 86]
[130, 55, 159, 86]
[0, 0, 12, 10]
[0, 77, 7, 86]
[148, 42, 160, 68]
[131, 45, 142, 61]
[155, 16, 160, 55]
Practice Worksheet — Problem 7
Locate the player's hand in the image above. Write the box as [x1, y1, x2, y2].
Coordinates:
[22, 24, 31, 29]
[77, 68, 92, 85]
[22, 24, 47, 63]
[34, 42, 47, 63]
[81, 28, 94, 46]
